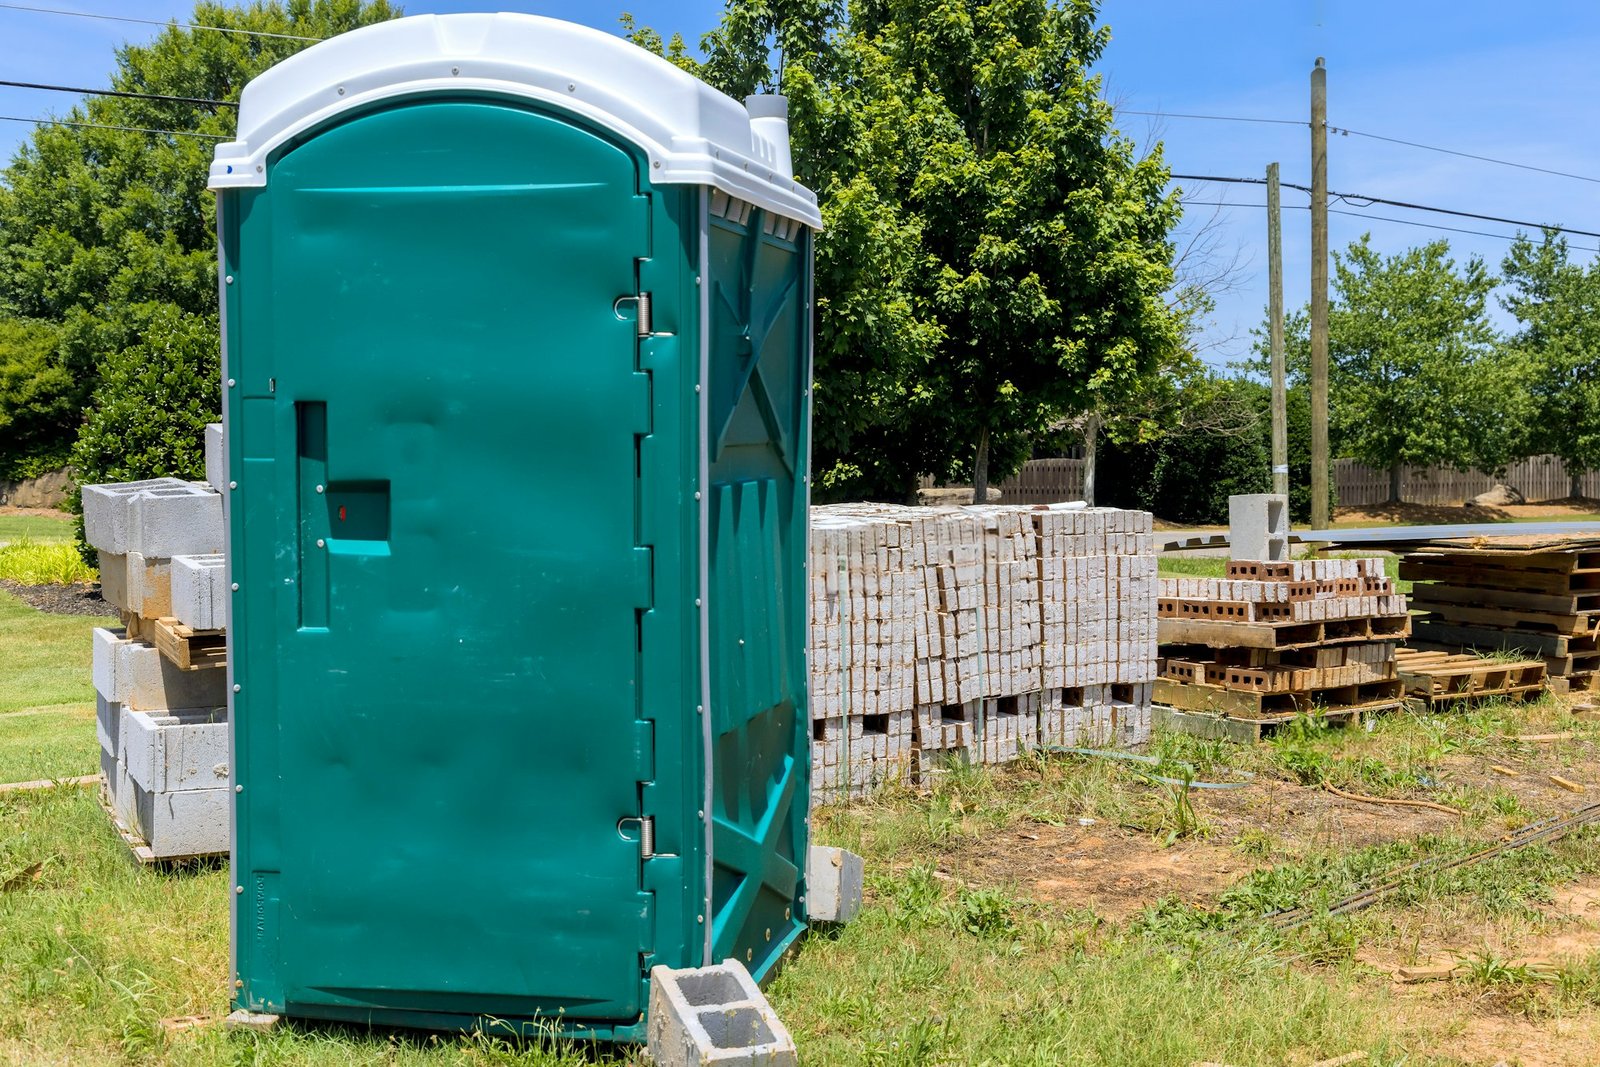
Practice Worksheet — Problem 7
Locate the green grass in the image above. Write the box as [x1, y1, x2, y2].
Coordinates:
[0, 591, 111, 718]
[5, 586, 1600, 1063]
[0, 538, 97, 585]
[0, 511, 73, 543]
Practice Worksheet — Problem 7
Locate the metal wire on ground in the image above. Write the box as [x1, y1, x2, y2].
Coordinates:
[1268, 800, 1600, 930]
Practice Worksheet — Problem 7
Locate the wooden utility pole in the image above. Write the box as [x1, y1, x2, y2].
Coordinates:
[1309, 57, 1330, 531]
[1267, 162, 1288, 499]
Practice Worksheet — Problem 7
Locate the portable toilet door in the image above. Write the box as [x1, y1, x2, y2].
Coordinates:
[210, 13, 819, 1039]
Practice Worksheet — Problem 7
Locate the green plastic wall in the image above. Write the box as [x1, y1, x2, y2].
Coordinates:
[218, 94, 810, 1040]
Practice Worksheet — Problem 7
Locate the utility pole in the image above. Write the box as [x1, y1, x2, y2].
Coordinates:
[1267, 162, 1288, 499]
[1309, 57, 1330, 532]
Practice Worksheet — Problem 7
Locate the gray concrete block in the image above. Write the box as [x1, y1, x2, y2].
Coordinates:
[128, 780, 229, 859]
[805, 845, 864, 924]
[648, 960, 797, 1067]
[204, 423, 226, 494]
[121, 706, 228, 793]
[171, 554, 226, 631]
[91, 627, 126, 701]
[128, 483, 224, 557]
[83, 478, 188, 554]
[92, 628, 227, 711]
[224, 1011, 280, 1033]
[1228, 493, 1289, 562]
[95, 693, 123, 757]
[97, 553, 131, 612]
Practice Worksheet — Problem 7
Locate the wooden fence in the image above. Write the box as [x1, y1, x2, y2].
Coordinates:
[998, 454, 1598, 508]
[1333, 456, 1599, 507]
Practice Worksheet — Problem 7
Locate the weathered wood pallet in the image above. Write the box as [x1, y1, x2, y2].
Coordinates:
[1399, 560, 1600, 596]
[1410, 598, 1598, 637]
[1153, 703, 1382, 743]
[1394, 648, 1545, 704]
[1409, 620, 1595, 659]
[1153, 677, 1405, 719]
[1157, 613, 1410, 651]
[1160, 658, 1394, 694]
[151, 617, 226, 672]
[1549, 673, 1599, 696]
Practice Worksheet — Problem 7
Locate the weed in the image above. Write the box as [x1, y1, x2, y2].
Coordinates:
[0, 538, 95, 585]
[949, 885, 1017, 939]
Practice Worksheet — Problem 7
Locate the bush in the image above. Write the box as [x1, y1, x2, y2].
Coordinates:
[71, 303, 219, 489]
[0, 538, 96, 584]
[0, 318, 79, 481]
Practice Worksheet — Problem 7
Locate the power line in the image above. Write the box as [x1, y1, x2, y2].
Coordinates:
[0, 2, 322, 42]
[1172, 173, 1600, 240]
[0, 77, 235, 109]
[1329, 124, 1600, 187]
[0, 113, 225, 139]
[1118, 108, 1305, 128]
[1178, 198, 1600, 254]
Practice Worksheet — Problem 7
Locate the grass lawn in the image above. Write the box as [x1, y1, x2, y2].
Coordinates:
[6, 591, 1600, 1064]
[0, 511, 73, 543]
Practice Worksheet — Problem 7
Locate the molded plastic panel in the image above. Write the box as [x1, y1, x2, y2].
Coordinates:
[704, 206, 812, 976]
[227, 99, 662, 1026]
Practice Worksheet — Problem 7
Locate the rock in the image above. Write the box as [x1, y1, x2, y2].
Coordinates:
[1472, 484, 1525, 507]
[916, 486, 1002, 505]
[0, 467, 74, 508]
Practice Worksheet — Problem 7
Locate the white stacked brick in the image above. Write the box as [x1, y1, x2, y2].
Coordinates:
[204, 423, 226, 494]
[171, 554, 226, 631]
[807, 503, 1158, 799]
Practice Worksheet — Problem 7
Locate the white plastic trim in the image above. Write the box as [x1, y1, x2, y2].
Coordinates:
[208, 13, 821, 230]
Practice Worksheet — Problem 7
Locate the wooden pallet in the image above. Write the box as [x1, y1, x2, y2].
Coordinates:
[1394, 648, 1545, 704]
[1410, 598, 1599, 637]
[1549, 673, 1599, 696]
[150, 617, 226, 671]
[1153, 704, 1379, 743]
[1157, 613, 1410, 651]
[1153, 677, 1405, 719]
[1409, 620, 1597, 659]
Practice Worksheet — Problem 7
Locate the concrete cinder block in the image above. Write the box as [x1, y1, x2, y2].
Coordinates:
[806, 845, 864, 924]
[121, 707, 228, 793]
[128, 780, 229, 859]
[648, 960, 797, 1067]
[128, 483, 224, 557]
[92, 628, 228, 711]
[224, 1011, 280, 1033]
[171, 554, 226, 631]
[82, 478, 188, 554]
[95, 693, 123, 757]
[204, 423, 226, 494]
[1228, 494, 1289, 562]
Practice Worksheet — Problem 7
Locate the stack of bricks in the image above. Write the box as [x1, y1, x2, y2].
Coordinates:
[1031, 508, 1158, 749]
[807, 507, 916, 798]
[808, 503, 1158, 800]
[1155, 557, 1409, 722]
[86, 424, 231, 861]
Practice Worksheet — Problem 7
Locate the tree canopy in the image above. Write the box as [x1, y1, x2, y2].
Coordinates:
[637, 0, 1184, 501]
[0, 0, 397, 483]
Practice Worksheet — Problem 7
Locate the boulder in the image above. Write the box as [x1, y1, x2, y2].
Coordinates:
[1472, 484, 1526, 507]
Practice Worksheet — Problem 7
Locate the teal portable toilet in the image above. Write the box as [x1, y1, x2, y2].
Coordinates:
[209, 13, 817, 1039]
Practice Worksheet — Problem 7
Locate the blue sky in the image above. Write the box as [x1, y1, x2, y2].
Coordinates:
[4, 2, 1599, 366]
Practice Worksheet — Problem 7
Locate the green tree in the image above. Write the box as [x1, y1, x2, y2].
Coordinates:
[1266, 236, 1508, 503]
[655, 0, 1181, 501]
[0, 318, 71, 479]
[0, 1, 397, 481]
[72, 305, 219, 488]
[1501, 230, 1600, 498]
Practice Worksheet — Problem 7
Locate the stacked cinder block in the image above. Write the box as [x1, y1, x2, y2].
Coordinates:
[85, 462, 230, 861]
[1155, 557, 1408, 724]
[808, 503, 1158, 800]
